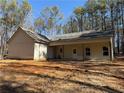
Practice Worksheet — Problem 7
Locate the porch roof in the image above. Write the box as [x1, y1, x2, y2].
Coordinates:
[49, 30, 114, 41]
[49, 30, 114, 46]
[49, 37, 112, 46]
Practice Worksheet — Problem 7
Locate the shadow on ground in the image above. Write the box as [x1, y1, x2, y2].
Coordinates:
[0, 61, 124, 93]
[0, 80, 30, 93]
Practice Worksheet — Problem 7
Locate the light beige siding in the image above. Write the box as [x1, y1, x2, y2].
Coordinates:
[55, 42, 111, 60]
[48, 46, 55, 59]
[34, 43, 48, 61]
[56, 45, 64, 59]
[64, 44, 83, 60]
[83, 42, 110, 60]
[8, 29, 34, 59]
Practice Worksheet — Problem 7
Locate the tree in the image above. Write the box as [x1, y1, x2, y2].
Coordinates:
[63, 16, 79, 34]
[85, 0, 96, 30]
[118, 0, 124, 53]
[74, 7, 85, 31]
[107, 0, 115, 30]
[98, 0, 107, 31]
[63, 0, 124, 54]
[0, 0, 31, 59]
[34, 6, 63, 36]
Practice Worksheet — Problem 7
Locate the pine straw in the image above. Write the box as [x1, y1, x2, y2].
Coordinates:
[0, 60, 124, 93]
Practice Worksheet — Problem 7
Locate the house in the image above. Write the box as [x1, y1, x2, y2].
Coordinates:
[7, 27, 114, 61]
[7, 27, 49, 60]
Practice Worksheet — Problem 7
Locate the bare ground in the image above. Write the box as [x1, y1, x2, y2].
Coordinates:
[0, 60, 124, 93]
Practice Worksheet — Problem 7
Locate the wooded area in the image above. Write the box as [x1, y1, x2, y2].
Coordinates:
[0, 0, 124, 59]
[0, 0, 31, 58]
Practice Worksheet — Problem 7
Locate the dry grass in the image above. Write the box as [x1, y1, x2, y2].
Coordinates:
[0, 60, 124, 93]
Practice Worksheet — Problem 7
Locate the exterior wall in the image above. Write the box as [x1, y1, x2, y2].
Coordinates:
[83, 42, 110, 60]
[8, 29, 34, 59]
[34, 43, 48, 61]
[7, 28, 113, 61]
[56, 45, 64, 59]
[55, 42, 111, 61]
[48, 46, 55, 59]
[64, 44, 83, 60]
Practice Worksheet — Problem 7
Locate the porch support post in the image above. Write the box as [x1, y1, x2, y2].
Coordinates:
[63, 45, 64, 59]
[110, 38, 114, 61]
[82, 44, 84, 61]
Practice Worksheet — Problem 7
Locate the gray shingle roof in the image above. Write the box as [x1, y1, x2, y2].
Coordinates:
[25, 30, 49, 43]
[49, 30, 114, 41]
[19, 27, 50, 43]
[7, 26, 50, 43]
[8, 26, 114, 44]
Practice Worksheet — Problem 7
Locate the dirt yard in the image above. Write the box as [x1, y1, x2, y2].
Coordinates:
[0, 60, 124, 93]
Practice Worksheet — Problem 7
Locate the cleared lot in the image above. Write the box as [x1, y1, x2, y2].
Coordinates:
[0, 60, 124, 93]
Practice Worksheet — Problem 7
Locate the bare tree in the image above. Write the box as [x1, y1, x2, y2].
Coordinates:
[0, 0, 31, 59]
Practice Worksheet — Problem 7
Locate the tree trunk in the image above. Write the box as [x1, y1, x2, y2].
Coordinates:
[101, 13, 104, 31]
[103, 14, 106, 31]
[81, 15, 83, 31]
[121, 2, 124, 54]
[110, 8, 114, 31]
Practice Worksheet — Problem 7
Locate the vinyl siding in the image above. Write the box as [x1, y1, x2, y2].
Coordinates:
[34, 43, 48, 61]
[55, 42, 110, 60]
[8, 29, 34, 59]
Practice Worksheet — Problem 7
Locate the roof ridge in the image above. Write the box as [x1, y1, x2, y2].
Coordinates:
[53, 30, 96, 37]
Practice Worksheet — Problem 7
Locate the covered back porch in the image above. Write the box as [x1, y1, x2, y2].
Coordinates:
[48, 37, 114, 61]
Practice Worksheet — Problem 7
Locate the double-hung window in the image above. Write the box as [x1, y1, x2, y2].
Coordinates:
[73, 49, 77, 54]
[103, 47, 109, 56]
[86, 48, 90, 56]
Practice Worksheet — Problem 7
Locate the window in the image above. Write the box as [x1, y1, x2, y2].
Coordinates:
[103, 47, 109, 56]
[86, 48, 90, 56]
[60, 48, 63, 53]
[73, 49, 77, 54]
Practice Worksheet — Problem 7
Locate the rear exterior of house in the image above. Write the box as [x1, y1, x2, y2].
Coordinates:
[8, 28, 34, 59]
[48, 32, 114, 61]
[7, 27, 114, 61]
[48, 41, 113, 61]
[7, 27, 49, 60]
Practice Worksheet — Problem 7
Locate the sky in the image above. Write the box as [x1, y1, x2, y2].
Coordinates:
[28, 0, 87, 21]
